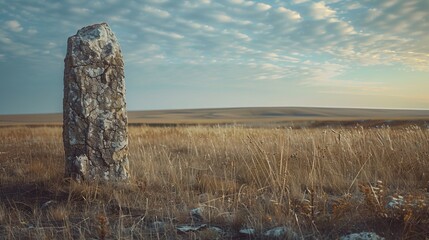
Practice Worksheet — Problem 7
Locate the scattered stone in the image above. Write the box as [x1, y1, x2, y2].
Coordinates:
[386, 195, 404, 209]
[25, 223, 35, 229]
[209, 226, 224, 234]
[239, 228, 255, 235]
[386, 194, 429, 210]
[177, 224, 207, 233]
[41, 200, 58, 210]
[149, 221, 165, 231]
[264, 226, 298, 239]
[63, 23, 129, 182]
[190, 207, 204, 222]
[340, 232, 385, 240]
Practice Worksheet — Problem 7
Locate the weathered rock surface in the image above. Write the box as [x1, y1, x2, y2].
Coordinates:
[176, 224, 208, 233]
[340, 232, 385, 240]
[63, 23, 129, 182]
[190, 207, 204, 222]
[239, 228, 255, 235]
[264, 226, 298, 239]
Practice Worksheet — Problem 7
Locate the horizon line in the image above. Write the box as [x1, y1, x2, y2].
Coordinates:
[2, 105, 429, 116]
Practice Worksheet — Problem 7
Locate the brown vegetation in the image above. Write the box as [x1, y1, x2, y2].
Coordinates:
[0, 124, 428, 239]
[2, 107, 429, 127]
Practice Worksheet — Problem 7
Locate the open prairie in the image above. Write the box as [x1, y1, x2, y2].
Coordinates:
[0, 108, 428, 239]
[1, 107, 429, 127]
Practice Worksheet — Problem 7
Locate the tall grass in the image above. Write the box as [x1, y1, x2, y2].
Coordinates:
[0, 125, 428, 239]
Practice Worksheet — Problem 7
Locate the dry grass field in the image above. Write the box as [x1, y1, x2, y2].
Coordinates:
[0, 108, 429, 239]
[2, 107, 429, 126]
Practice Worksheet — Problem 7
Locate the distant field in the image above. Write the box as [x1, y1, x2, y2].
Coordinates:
[1, 107, 429, 127]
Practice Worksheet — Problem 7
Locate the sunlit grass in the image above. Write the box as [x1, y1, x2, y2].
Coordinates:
[0, 125, 428, 239]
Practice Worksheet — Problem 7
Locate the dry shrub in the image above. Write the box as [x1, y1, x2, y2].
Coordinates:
[47, 204, 69, 222]
[359, 180, 387, 218]
[358, 180, 429, 238]
[97, 213, 110, 240]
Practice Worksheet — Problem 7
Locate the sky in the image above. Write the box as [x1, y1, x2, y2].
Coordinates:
[0, 0, 428, 114]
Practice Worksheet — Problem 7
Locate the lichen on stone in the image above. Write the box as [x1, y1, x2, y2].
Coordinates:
[63, 23, 129, 182]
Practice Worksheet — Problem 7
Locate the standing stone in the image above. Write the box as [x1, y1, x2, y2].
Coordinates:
[63, 23, 129, 182]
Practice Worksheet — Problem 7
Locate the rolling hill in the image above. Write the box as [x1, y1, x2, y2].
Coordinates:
[1, 107, 428, 127]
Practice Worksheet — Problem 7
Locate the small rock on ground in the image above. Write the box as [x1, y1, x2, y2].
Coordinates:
[340, 232, 385, 240]
[177, 224, 207, 233]
[264, 226, 298, 239]
[190, 207, 204, 222]
[239, 228, 256, 235]
[149, 221, 165, 230]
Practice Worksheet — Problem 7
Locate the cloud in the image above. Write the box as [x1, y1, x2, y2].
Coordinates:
[365, 8, 382, 22]
[300, 61, 390, 94]
[310, 2, 336, 20]
[69, 7, 90, 15]
[380, 0, 399, 9]
[233, 31, 252, 41]
[212, 13, 252, 25]
[5, 20, 23, 32]
[177, 19, 215, 32]
[255, 3, 271, 11]
[346, 3, 362, 10]
[213, 13, 233, 22]
[0, 36, 12, 44]
[264, 52, 300, 63]
[292, 0, 309, 4]
[46, 42, 57, 49]
[229, 0, 244, 4]
[228, 0, 255, 7]
[142, 27, 184, 40]
[222, 29, 252, 42]
[27, 28, 38, 35]
[143, 6, 171, 18]
[276, 7, 301, 20]
[147, 0, 169, 3]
